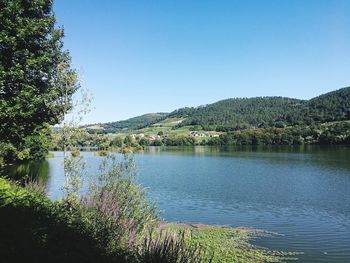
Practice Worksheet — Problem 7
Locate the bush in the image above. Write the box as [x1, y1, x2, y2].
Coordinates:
[0, 178, 116, 263]
[96, 150, 109, 156]
[71, 148, 81, 157]
[0, 155, 209, 263]
[79, 155, 158, 255]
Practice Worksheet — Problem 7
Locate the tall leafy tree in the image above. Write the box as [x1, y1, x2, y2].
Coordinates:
[0, 0, 78, 162]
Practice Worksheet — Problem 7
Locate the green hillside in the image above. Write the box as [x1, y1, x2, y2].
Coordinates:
[169, 86, 350, 131]
[87, 87, 350, 134]
[86, 113, 168, 133]
[301, 86, 350, 123]
[169, 97, 304, 131]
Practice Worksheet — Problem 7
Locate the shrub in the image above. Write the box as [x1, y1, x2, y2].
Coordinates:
[0, 155, 209, 263]
[79, 154, 158, 255]
[71, 148, 81, 157]
[0, 178, 116, 263]
[96, 150, 109, 156]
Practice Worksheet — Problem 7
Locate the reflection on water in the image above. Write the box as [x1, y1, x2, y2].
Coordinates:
[2, 159, 50, 183]
[144, 145, 350, 170]
[1, 146, 350, 263]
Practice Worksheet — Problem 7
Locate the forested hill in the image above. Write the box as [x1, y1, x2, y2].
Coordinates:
[85, 113, 168, 133]
[169, 86, 350, 131]
[86, 87, 350, 133]
[169, 97, 304, 131]
[302, 87, 350, 123]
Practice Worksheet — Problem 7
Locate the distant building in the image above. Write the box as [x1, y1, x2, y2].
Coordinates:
[149, 134, 161, 141]
[190, 132, 206, 138]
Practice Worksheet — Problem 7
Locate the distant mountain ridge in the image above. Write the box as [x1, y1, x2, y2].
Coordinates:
[86, 87, 350, 133]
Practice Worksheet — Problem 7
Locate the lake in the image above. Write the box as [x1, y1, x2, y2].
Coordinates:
[3, 145, 350, 262]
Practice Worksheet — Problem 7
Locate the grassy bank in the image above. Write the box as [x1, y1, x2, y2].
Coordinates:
[165, 223, 296, 263]
[0, 175, 293, 263]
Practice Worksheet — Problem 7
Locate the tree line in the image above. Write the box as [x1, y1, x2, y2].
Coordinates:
[169, 87, 350, 131]
[50, 121, 350, 151]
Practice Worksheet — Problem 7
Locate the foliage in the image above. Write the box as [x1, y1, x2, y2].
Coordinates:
[96, 150, 109, 156]
[304, 87, 350, 123]
[81, 87, 350, 148]
[62, 155, 86, 204]
[168, 87, 350, 131]
[164, 224, 297, 263]
[0, 177, 114, 263]
[49, 121, 350, 150]
[169, 97, 304, 131]
[204, 122, 350, 146]
[111, 136, 124, 147]
[86, 113, 169, 134]
[0, 0, 79, 163]
[140, 229, 211, 263]
[79, 154, 158, 256]
[0, 158, 216, 263]
[50, 130, 145, 152]
[71, 148, 81, 157]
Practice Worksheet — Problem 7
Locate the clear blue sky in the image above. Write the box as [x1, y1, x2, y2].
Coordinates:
[54, 0, 350, 124]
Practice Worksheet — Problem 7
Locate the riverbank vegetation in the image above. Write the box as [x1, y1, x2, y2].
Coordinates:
[0, 1, 343, 262]
[164, 223, 297, 263]
[0, 156, 291, 263]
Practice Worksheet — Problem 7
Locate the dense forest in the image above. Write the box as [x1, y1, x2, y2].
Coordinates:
[169, 97, 304, 131]
[169, 87, 350, 131]
[85, 87, 350, 138]
[59, 87, 350, 150]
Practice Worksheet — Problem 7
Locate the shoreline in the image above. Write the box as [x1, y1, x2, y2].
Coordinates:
[163, 222, 299, 263]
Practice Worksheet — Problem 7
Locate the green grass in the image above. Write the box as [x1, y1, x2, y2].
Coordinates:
[116, 117, 223, 139]
[116, 118, 188, 137]
[152, 118, 185, 127]
[164, 223, 299, 263]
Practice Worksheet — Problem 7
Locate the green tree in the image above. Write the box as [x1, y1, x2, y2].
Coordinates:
[123, 135, 133, 147]
[0, 0, 78, 162]
[110, 136, 123, 148]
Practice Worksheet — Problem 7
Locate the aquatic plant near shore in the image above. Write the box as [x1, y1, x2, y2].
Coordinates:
[140, 229, 212, 263]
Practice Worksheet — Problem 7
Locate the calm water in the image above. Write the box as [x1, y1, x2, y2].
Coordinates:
[3, 146, 350, 262]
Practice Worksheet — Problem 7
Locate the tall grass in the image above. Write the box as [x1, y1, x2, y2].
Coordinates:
[74, 154, 209, 262]
[140, 229, 212, 263]
[0, 154, 209, 262]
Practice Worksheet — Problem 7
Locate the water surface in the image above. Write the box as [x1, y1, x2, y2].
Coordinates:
[3, 146, 350, 262]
